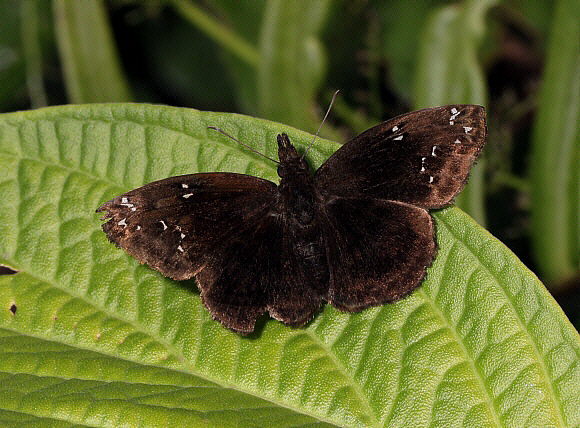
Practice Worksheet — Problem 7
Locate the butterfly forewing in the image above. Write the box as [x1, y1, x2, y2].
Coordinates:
[97, 173, 277, 280]
[314, 105, 486, 208]
[98, 171, 325, 334]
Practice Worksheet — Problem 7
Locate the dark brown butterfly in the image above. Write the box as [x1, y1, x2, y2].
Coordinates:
[97, 105, 486, 334]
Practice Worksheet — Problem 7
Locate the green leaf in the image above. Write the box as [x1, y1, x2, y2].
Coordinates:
[414, 0, 497, 226]
[258, 0, 329, 131]
[377, 0, 438, 100]
[530, 0, 580, 286]
[0, 104, 579, 427]
[52, 0, 132, 103]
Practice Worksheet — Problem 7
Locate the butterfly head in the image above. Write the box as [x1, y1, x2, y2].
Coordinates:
[276, 133, 309, 178]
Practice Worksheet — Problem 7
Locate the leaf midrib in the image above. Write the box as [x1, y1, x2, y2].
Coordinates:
[306, 329, 380, 427]
[417, 263, 502, 427]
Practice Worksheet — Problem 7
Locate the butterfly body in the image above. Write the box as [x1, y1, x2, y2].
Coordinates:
[276, 133, 329, 289]
[98, 105, 486, 334]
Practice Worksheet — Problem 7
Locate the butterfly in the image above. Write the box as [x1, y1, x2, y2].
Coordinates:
[97, 105, 486, 334]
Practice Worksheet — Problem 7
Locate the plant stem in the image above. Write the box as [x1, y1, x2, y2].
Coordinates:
[171, 0, 260, 68]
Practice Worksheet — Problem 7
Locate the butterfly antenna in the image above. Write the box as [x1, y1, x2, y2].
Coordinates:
[207, 126, 279, 164]
[302, 89, 340, 160]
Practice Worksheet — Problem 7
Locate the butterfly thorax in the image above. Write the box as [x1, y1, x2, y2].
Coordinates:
[276, 133, 317, 225]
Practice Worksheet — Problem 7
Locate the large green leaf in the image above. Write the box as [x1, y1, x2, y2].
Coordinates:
[0, 104, 578, 427]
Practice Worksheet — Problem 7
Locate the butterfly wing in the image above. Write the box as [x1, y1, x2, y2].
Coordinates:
[196, 214, 325, 333]
[315, 105, 486, 310]
[98, 172, 324, 334]
[321, 197, 436, 310]
[193, 212, 279, 333]
[97, 173, 278, 281]
[314, 105, 486, 208]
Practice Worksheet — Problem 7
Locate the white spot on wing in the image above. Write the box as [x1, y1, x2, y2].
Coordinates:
[182, 183, 189, 188]
[454, 139, 461, 144]
[177, 245, 184, 253]
[160, 220, 168, 230]
[121, 197, 128, 203]
[118, 218, 127, 227]
[131, 207, 136, 211]
[392, 125, 399, 132]
[431, 146, 437, 156]
[429, 176, 434, 183]
[183, 193, 193, 199]
[181, 233, 185, 239]
[394, 135, 403, 141]
[463, 126, 472, 133]
[449, 107, 461, 124]
[136, 225, 141, 230]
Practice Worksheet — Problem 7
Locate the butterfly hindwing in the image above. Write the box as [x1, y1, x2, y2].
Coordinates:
[194, 213, 278, 333]
[314, 105, 486, 208]
[197, 212, 325, 333]
[321, 197, 436, 310]
[97, 173, 277, 280]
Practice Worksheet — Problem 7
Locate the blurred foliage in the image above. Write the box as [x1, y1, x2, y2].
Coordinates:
[0, 0, 578, 326]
